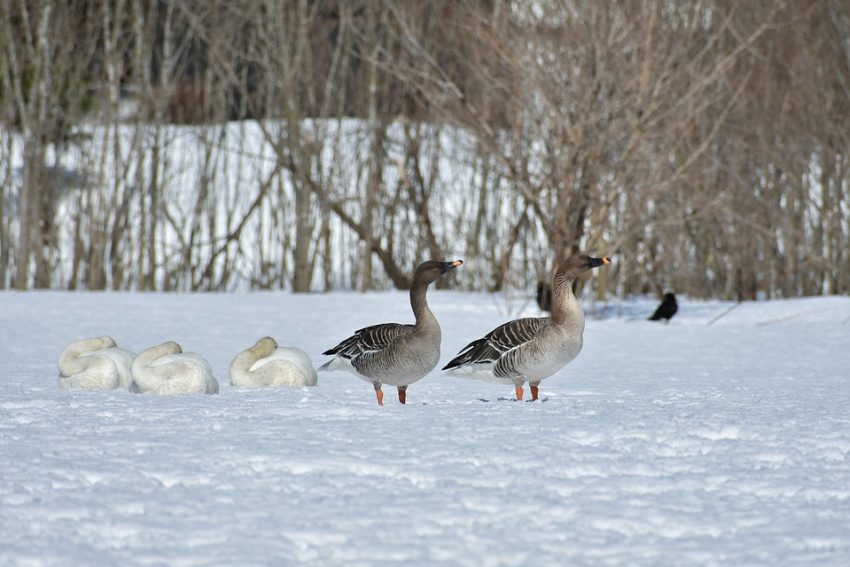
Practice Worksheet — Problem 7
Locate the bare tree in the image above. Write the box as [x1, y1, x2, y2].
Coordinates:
[1, 0, 848, 299]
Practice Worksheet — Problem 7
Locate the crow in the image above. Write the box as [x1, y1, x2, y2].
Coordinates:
[649, 292, 678, 322]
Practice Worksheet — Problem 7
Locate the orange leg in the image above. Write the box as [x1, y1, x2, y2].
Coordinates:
[398, 388, 407, 404]
[515, 386, 524, 401]
[375, 388, 384, 406]
[530, 385, 539, 401]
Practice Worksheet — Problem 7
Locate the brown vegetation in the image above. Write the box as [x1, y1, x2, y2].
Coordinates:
[1, 0, 848, 300]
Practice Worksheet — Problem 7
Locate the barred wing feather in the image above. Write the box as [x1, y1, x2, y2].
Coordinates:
[323, 323, 412, 360]
[443, 318, 546, 370]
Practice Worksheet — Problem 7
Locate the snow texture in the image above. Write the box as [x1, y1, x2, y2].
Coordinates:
[1, 290, 849, 566]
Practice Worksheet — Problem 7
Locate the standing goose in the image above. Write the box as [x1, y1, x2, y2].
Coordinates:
[319, 259, 463, 405]
[443, 254, 609, 401]
[58, 336, 136, 390]
[130, 341, 219, 395]
[230, 337, 318, 387]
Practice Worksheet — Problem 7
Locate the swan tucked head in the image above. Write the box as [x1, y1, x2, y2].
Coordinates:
[58, 336, 119, 369]
[62, 336, 118, 356]
[133, 341, 185, 369]
[253, 337, 278, 355]
[157, 341, 183, 355]
[92, 336, 119, 350]
[413, 260, 463, 286]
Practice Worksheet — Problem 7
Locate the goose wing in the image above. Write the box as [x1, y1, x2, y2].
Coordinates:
[323, 323, 412, 360]
[443, 317, 546, 371]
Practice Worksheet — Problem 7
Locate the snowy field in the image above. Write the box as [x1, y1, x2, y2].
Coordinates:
[1, 289, 849, 566]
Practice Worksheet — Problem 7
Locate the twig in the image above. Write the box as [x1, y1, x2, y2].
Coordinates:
[757, 307, 835, 327]
[707, 303, 741, 326]
[489, 292, 505, 318]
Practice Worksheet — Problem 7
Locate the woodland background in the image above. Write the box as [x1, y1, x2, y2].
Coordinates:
[1, 0, 848, 300]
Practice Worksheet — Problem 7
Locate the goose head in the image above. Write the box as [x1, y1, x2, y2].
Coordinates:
[553, 254, 609, 288]
[413, 260, 463, 287]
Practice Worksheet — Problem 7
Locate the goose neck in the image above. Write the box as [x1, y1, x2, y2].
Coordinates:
[409, 280, 434, 326]
[550, 280, 578, 326]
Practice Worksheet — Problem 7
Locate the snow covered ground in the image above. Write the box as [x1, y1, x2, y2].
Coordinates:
[1, 290, 849, 566]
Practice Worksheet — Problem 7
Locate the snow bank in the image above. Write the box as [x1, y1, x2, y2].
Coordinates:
[1, 291, 848, 566]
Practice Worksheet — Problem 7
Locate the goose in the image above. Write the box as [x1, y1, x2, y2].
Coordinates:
[130, 341, 219, 395]
[443, 254, 610, 401]
[57, 336, 135, 390]
[319, 259, 463, 405]
[230, 337, 318, 387]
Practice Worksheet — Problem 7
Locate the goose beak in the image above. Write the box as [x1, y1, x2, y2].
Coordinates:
[442, 260, 463, 272]
[591, 257, 610, 268]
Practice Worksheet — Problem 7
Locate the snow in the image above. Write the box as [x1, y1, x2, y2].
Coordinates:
[1, 290, 849, 566]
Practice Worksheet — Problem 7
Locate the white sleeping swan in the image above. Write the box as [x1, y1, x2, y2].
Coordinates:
[58, 336, 136, 390]
[230, 337, 318, 387]
[130, 341, 219, 395]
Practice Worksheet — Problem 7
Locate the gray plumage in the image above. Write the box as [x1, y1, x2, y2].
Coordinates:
[319, 260, 463, 404]
[443, 254, 609, 399]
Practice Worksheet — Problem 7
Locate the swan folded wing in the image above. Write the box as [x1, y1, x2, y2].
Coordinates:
[150, 351, 213, 372]
[149, 353, 185, 367]
[265, 347, 314, 369]
[444, 317, 546, 370]
[248, 348, 310, 371]
[180, 352, 215, 375]
[247, 355, 277, 372]
[322, 323, 412, 360]
[93, 347, 136, 387]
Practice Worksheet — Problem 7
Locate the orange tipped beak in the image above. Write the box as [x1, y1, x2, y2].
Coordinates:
[602, 257, 610, 264]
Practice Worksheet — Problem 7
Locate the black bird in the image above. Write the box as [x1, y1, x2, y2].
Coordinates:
[649, 292, 678, 322]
